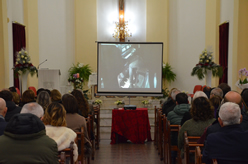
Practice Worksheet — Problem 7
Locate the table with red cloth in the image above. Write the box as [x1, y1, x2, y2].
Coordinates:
[110, 108, 152, 144]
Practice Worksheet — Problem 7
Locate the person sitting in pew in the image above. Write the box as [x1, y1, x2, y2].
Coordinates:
[162, 88, 180, 116]
[203, 102, 248, 164]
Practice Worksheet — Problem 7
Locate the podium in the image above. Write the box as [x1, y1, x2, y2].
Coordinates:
[38, 69, 61, 91]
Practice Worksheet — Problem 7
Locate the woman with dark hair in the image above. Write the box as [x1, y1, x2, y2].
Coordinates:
[37, 91, 51, 111]
[19, 89, 36, 107]
[62, 93, 92, 157]
[50, 89, 62, 103]
[43, 102, 78, 162]
[209, 95, 222, 118]
[71, 89, 91, 117]
[178, 97, 215, 157]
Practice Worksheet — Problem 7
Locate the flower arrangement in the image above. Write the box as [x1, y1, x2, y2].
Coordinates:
[93, 99, 102, 105]
[68, 63, 92, 89]
[236, 68, 248, 90]
[162, 63, 176, 83]
[191, 49, 223, 80]
[141, 100, 150, 105]
[114, 100, 125, 105]
[14, 48, 37, 76]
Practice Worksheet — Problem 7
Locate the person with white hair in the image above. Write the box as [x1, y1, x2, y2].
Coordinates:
[21, 102, 44, 120]
[0, 98, 8, 136]
[203, 102, 248, 164]
[162, 88, 181, 115]
[210, 88, 223, 99]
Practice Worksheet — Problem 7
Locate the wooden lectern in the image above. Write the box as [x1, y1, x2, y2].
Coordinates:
[38, 69, 61, 91]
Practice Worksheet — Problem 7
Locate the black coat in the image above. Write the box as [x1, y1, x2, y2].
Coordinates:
[5, 101, 21, 122]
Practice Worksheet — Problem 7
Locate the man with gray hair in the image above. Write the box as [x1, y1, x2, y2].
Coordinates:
[210, 87, 223, 99]
[162, 88, 181, 115]
[20, 102, 44, 120]
[0, 98, 8, 136]
[203, 102, 248, 164]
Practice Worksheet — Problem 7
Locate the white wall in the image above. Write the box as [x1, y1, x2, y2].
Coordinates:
[38, 0, 75, 91]
[169, 0, 206, 93]
[220, 0, 234, 87]
[7, 0, 24, 87]
[97, 0, 146, 42]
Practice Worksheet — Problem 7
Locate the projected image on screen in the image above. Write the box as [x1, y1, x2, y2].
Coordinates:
[97, 42, 163, 96]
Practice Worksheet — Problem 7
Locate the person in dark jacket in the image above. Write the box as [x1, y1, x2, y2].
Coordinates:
[0, 90, 21, 122]
[162, 88, 180, 115]
[0, 98, 8, 136]
[0, 113, 58, 164]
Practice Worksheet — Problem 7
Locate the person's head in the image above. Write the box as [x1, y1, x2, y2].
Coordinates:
[170, 88, 181, 101]
[0, 90, 13, 102]
[21, 102, 44, 119]
[190, 97, 214, 121]
[37, 91, 51, 111]
[0, 98, 7, 117]
[223, 91, 242, 109]
[62, 93, 78, 114]
[71, 89, 89, 115]
[22, 89, 35, 103]
[209, 95, 222, 109]
[175, 93, 189, 105]
[42, 102, 66, 126]
[218, 83, 231, 98]
[210, 87, 223, 99]
[36, 88, 45, 96]
[193, 91, 208, 100]
[203, 86, 211, 98]
[12, 92, 20, 105]
[50, 89, 62, 102]
[218, 102, 242, 127]
[8, 86, 16, 92]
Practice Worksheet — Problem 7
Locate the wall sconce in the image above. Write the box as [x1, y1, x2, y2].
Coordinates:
[113, 15, 132, 40]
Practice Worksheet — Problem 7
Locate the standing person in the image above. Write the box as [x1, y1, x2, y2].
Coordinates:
[0, 90, 21, 122]
[43, 102, 78, 162]
[203, 102, 248, 164]
[0, 113, 58, 164]
[71, 89, 91, 117]
[62, 93, 92, 157]
[0, 98, 7, 136]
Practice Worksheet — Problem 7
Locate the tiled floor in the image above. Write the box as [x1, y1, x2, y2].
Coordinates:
[91, 133, 164, 164]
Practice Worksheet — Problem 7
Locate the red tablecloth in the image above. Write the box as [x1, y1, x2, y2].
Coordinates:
[111, 108, 152, 144]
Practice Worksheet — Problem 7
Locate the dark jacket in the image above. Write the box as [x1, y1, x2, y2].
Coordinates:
[167, 104, 190, 125]
[5, 101, 21, 122]
[0, 113, 58, 164]
[203, 124, 248, 164]
[0, 116, 7, 136]
[162, 97, 176, 116]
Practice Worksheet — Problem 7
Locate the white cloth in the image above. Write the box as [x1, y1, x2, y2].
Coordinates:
[45, 125, 78, 162]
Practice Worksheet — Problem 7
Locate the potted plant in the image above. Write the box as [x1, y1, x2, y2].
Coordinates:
[236, 68, 248, 90]
[92, 99, 102, 107]
[68, 63, 92, 89]
[141, 100, 150, 108]
[114, 100, 125, 108]
[162, 62, 176, 84]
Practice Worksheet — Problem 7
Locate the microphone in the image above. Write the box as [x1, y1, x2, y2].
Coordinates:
[37, 59, 48, 69]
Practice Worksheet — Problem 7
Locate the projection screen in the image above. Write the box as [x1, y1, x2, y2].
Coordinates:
[97, 42, 163, 96]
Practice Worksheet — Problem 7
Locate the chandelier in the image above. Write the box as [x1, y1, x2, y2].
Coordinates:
[113, 16, 132, 39]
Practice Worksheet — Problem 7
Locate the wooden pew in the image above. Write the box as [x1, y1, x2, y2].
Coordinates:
[58, 142, 75, 164]
[183, 132, 203, 164]
[87, 115, 95, 160]
[154, 106, 161, 147]
[93, 105, 100, 150]
[164, 118, 181, 164]
[158, 110, 164, 160]
[195, 146, 203, 164]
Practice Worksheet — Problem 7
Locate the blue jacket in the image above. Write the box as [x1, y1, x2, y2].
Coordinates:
[167, 104, 190, 125]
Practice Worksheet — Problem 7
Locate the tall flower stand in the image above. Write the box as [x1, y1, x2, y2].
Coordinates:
[206, 70, 212, 87]
[19, 71, 29, 95]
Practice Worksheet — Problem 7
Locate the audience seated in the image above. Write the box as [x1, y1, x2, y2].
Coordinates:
[50, 89, 62, 103]
[43, 102, 78, 162]
[203, 102, 248, 164]
[209, 95, 222, 118]
[167, 92, 190, 125]
[62, 93, 92, 157]
[19, 89, 36, 107]
[0, 98, 8, 136]
[210, 87, 223, 99]
[71, 89, 91, 117]
[218, 83, 231, 98]
[37, 91, 51, 111]
[12, 92, 20, 105]
[178, 97, 215, 158]
[20, 102, 44, 119]
[0, 113, 58, 164]
[162, 88, 181, 115]
[36, 88, 45, 96]
[8, 86, 16, 92]
[203, 86, 211, 98]
[0, 90, 21, 122]
[241, 88, 248, 113]
[181, 91, 208, 125]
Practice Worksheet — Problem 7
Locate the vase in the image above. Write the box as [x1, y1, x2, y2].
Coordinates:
[206, 70, 212, 87]
[236, 80, 248, 90]
[117, 104, 124, 108]
[19, 71, 29, 95]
